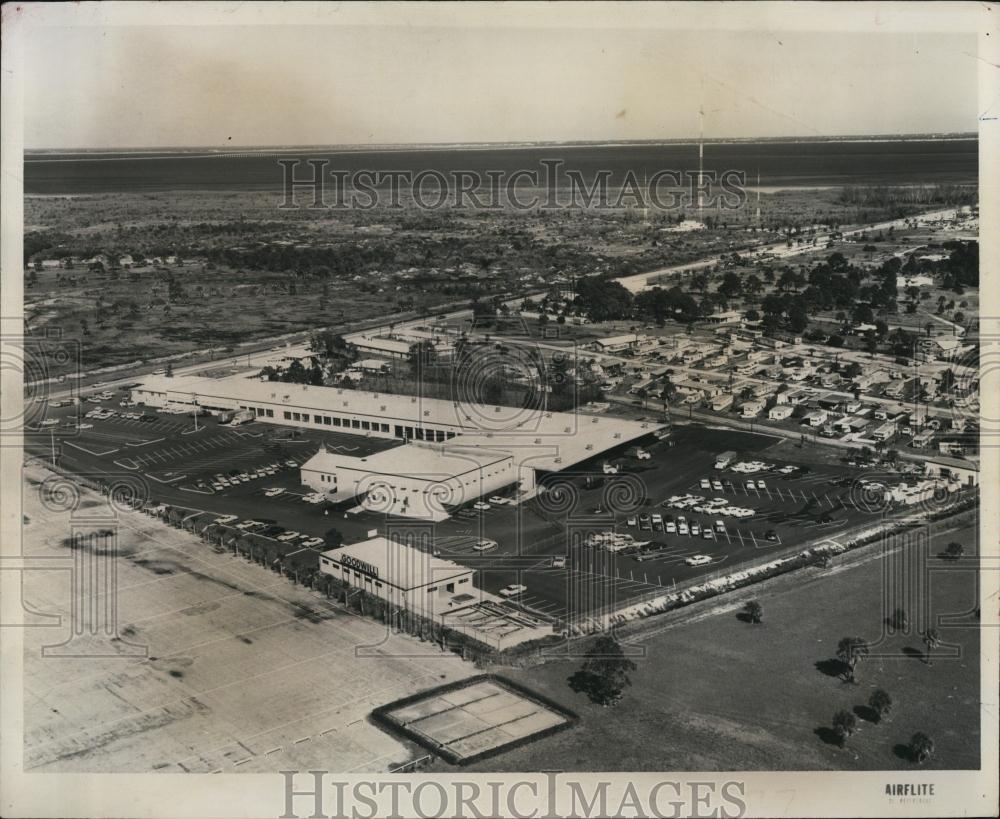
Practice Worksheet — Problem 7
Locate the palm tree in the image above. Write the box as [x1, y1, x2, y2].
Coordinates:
[923, 628, 941, 665]
[743, 601, 763, 624]
[836, 636, 870, 683]
[832, 710, 857, 747]
[909, 732, 935, 764]
[869, 689, 893, 723]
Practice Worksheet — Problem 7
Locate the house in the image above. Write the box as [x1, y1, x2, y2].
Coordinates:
[594, 334, 638, 353]
[803, 409, 828, 427]
[703, 310, 743, 325]
[871, 421, 897, 442]
[355, 359, 391, 375]
[923, 455, 978, 487]
[741, 398, 766, 418]
[768, 405, 793, 421]
[711, 394, 734, 411]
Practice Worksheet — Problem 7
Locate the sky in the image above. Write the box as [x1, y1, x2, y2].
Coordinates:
[22, 24, 979, 150]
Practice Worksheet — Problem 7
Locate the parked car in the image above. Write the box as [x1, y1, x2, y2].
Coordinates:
[685, 554, 712, 566]
[626, 516, 638, 527]
[213, 514, 238, 525]
[551, 556, 566, 569]
[264, 487, 284, 497]
[765, 529, 779, 541]
[700, 478, 711, 489]
[499, 584, 527, 597]
[715, 519, 726, 533]
[473, 539, 498, 552]
[472, 501, 491, 511]
[276, 531, 301, 541]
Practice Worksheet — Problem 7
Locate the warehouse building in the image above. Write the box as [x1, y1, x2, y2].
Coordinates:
[319, 536, 476, 618]
[132, 372, 660, 519]
[302, 441, 516, 521]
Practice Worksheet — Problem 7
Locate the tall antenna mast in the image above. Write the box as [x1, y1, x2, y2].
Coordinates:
[642, 168, 649, 224]
[698, 102, 705, 220]
[756, 167, 761, 225]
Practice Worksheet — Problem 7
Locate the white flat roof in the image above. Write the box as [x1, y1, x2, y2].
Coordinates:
[322, 537, 472, 591]
[304, 441, 510, 479]
[133, 373, 657, 471]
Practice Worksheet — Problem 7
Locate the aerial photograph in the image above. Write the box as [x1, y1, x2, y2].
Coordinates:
[3, 3, 996, 818]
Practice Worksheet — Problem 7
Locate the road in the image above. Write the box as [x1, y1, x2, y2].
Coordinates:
[614, 207, 966, 293]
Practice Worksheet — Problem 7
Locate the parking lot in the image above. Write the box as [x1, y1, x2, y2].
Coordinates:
[27, 396, 907, 632]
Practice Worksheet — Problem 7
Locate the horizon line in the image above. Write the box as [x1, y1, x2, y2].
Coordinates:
[24, 130, 979, 155]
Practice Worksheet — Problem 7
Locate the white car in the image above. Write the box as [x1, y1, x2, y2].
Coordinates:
[626, 516, 638, 527]
[602, 463, 619, 475]
[264, 487, 284, 497]
[499, 584, 527, 597]
[715, 519, 726, 533]
[700, 478, 711, 489]
[78, 423, 93, 429]
[276, 531, 301, 542]
[651, 513, 663, 525]
[635, 449, 651, 460]
[40, 418, 59, 427]
[473, 501, 491, 511]
[678, 523, 689, 535]
[551, 556, 566, 569]
[488, 496, 507, 505]
[473, 539, 498, 552]
[213, 514, 238, 524]
[284, 460, 298, 468]
[685, 554, 712, 566]
[745, 480, 757, 490]
[712, 480, 723, 491]
[702, 529, 714, 539]
[665, 521, 677, 533]
[302, 538, 324, 548]
[691, 522, 701, 535]
[757, 479, 767, 489]
[778, 465, 797, 474]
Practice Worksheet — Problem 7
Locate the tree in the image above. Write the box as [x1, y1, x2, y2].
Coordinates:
[890, 607, 908, 631]
[922, 628, 940, 665]
[832, 709, 857, 747]
[836, 636, 869, 683]
[909, 732, 935, 764]
[323, 528, 343, 550]
[944, 541, 964, 560]
[407, 340, 437, 376]
[569, 635, 637, 706]
[869, 689, 893, 723]
[743, 600, 763, 624]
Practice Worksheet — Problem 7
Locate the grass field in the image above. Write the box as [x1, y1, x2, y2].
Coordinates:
[428, 516, 980, 772]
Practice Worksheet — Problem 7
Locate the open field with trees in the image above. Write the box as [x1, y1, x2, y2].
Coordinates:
[431, 516, 980, 772]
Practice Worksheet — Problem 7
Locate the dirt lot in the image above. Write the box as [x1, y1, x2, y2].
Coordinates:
[431, 515, 981, 772]
[20, 463, 474, 773]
